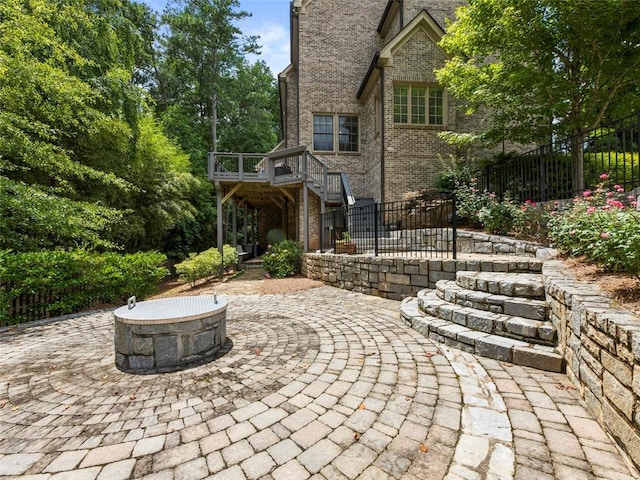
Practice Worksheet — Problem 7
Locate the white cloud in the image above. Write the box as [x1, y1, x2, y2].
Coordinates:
[245, 22, 290, 77]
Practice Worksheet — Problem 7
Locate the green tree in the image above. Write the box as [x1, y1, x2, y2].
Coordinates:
[436, 0, 640, 192]
[217, 60, 280, 153]
[1, 0, 197, 252]
[0, 0, 131, 250]
[159, 0, 258, 158]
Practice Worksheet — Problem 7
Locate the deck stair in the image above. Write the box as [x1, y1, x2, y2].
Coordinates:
[400, 271, 563, 372]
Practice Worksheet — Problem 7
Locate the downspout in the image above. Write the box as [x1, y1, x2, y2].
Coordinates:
[399, 0, 404, 28]
[294, 4, 300, 145]
[380, 66, 385, 204]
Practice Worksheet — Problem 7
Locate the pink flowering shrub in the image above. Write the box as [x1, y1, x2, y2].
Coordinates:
[548, 177, 640, 275]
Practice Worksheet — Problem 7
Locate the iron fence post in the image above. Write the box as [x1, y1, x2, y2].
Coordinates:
[332, 209, 336, 252]
[452, 193, 457, 260]
[374, 203, 379, 257]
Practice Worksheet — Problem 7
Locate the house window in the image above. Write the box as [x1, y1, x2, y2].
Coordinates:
[313, 114, 359, 152]
[393, 84, 445, 126]
[313, 115, 333, 151]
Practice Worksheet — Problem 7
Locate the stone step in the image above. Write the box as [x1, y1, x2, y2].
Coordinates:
[417, 290, 556, 346]
[435, 280, 549, 321]
[400, 297, 563, 373]
[455, 271, 545, 299]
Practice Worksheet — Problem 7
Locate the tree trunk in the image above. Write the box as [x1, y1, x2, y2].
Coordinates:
[211, 91, 217, 152]
[571, 130, 585, 194]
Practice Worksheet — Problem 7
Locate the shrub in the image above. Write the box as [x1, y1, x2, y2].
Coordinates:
[434, 154, 477, 192]
[454, 183, 492, 227]
[513, 200, 550, 242]
[222, 244, 238, 271]
[174, 244, 239, 286]
[175, 248, 221, 286]
[477, 194, 525, 235]
[262, 240, 302, 278]
[0, 250, 167, 325]
[548, 176, 640, 275]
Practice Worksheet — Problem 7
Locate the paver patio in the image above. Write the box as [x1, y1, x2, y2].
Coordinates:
[0, 284, 638, 479]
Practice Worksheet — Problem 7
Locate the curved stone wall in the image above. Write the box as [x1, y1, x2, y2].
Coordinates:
[543, 260, 640, 469]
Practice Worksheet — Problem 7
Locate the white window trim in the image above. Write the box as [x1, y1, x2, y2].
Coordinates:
[312, 113, 360, 153]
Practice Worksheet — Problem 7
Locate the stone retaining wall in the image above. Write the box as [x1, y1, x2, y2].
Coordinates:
[456, 230, 555, 258]
[543, 260, 640, 469]
[303, 254, 543, 301]
[303, 231, 555, 301]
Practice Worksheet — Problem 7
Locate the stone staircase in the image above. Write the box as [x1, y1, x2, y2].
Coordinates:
[400, 270, 563, 372]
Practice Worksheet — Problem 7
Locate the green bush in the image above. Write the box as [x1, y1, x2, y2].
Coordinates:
[0, 250, 167, 325]
[548, 178, 640, 275]
[263, 240, 302, 278]
[175, 248, 221, 286]
[454, 183, 492, 227]
[174, 244, 238, 286]
[222, 244, 239, 271]
[477, 194, 525, 235]
[434, 154, 477, 192]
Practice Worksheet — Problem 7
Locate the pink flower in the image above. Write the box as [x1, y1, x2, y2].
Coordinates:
[600, 232, 610, 239]
[606, 192, 614, 198]
[586, 206, 596, 214]
[549, 211, 557, 216]
[569, 230, 576, 236]
[606, 199, 624, 209]
[599, 173, 609, 180]
[617, 187, 625, 193]
[632, 201, 638, 208]
[601, 205, 611, 210]
[613, 185, 622, 190]
[628, 195, 636, 201]
[582, 190, 592, 197]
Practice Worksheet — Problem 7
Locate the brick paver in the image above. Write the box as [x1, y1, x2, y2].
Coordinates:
[0, 285, 638, 478]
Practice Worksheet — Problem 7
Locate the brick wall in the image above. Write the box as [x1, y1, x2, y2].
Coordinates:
[285, 1, 495, 203]
[543, 261, 640, 470]
[297, 187, 322, 251]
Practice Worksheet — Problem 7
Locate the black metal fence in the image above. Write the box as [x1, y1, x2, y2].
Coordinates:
[321, 193, 457, 258]
[477, 112, 640, 202]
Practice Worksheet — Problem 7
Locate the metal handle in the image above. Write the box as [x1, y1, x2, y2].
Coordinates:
[127, 296, 136, 310]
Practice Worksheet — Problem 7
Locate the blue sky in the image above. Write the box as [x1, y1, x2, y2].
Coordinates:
[140, 0, 291, 76]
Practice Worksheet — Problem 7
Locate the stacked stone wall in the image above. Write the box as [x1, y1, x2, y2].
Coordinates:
[302, 230, 551, 300]
[543, 261, 640, 469]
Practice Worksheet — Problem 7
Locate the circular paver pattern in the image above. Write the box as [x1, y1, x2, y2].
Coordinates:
[0, 286, 638, 479]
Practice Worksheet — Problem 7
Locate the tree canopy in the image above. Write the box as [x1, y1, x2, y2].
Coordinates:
[437, 0, 640, 148]
[1, 0, 281, 256]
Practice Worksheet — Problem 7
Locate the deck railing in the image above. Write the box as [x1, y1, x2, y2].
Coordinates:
[209, 147, 348, 204]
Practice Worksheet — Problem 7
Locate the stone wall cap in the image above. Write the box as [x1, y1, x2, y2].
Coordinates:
[114, 296, 227, 324]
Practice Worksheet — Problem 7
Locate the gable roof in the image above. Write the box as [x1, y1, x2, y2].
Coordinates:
[358, 10, 448, 102]
[292, 0, 312, 12]
[379, 9, 447, 66]
[377, 0, 402, 36]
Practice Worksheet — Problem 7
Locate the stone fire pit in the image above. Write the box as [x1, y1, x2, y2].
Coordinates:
[114, 295, 227, 374]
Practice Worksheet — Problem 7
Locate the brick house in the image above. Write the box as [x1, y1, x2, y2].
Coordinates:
[210, 0, 484, 252]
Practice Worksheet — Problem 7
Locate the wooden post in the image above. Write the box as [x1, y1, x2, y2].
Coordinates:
[303, 184, 309, 252]
[216, 185, 223, 279]
[243, 203, 248, 248]
[232, 199, 238, 246]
